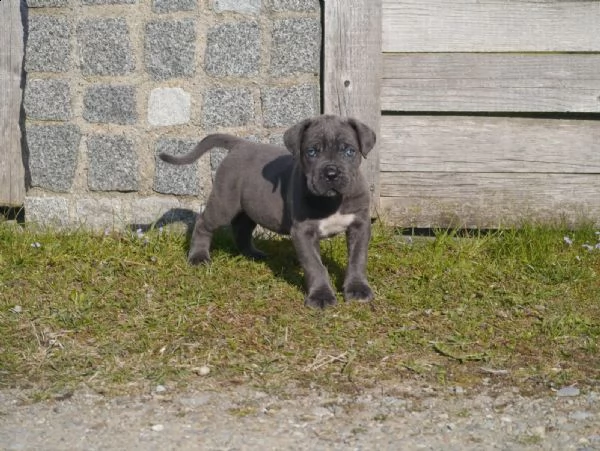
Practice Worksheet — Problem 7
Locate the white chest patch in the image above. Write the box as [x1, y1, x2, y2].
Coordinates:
[318, 212, 356, 238]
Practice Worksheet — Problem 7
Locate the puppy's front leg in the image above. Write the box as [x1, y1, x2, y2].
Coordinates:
[291, 227, 337, 309]
[343, 219, 374, 303]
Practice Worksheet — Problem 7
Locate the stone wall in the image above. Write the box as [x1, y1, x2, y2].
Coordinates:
[23, 0, 321, 230]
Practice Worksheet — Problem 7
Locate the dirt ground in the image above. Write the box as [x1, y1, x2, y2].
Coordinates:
[1, 380, 598, 450]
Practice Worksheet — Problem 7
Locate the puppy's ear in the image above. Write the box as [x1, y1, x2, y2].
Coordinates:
[284, 118, 312, 156]
[347, 118, 376, 158]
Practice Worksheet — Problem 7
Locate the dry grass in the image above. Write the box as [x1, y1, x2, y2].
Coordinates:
[1, 217, 599, 398]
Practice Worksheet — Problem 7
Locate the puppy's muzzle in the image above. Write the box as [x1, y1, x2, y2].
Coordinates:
[323, 165, 341, 182]
[314, 164, 349, 196]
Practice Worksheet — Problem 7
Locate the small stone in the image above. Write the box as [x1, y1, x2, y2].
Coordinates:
[11, 305, 22, 313]
[570, 411, 594, 421]
[197, 366, 210, 376]
[557, 386, 580, 397]
[312, 406, 333, 418]
[530, 425, 546, 438]
[177, 394, 212, 407]
[155, 385, 167, 393]
[151, 424, 164, 432]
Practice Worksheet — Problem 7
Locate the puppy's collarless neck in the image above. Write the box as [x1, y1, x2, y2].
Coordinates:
[304, 192, 342, 219]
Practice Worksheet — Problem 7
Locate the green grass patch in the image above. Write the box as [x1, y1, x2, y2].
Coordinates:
[1, 219, 599, 397]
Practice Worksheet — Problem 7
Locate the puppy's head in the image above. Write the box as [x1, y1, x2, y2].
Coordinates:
[283, 115, 376, 197]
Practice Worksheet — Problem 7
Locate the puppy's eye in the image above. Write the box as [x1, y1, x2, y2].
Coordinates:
[306, 147, 318, 158]
[343, 146, 356, 157]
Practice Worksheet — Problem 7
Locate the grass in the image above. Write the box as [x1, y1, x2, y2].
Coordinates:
[1, 217, 599, 398]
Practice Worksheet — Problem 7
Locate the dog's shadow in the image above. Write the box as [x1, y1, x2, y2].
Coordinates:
[129, 208, 347, 294]
[252, 235, 347, 295]
[129, 208, 196, 256]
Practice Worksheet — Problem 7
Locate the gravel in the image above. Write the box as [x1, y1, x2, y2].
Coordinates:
[1, 383, 598, 450]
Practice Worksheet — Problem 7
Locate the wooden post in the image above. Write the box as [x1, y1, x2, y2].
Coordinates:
[323, 0, 382, 213]
[0, 0, 26, 206]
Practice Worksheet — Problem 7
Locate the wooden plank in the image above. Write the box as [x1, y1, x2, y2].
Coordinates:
[0, 0, 26, 206]
[380, 173, 600, 228]
[382, 0, 600, 53]
[380, 116, 600, 173]
[323, 0, 382, 211]
[382, 53, 600, 113]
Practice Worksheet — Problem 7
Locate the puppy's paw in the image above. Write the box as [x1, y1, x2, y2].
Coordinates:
[305, 285, 337, 309]
[343, 280, 374, 303]
[243, 248, 268, 261]
[188, 250, 211, 266]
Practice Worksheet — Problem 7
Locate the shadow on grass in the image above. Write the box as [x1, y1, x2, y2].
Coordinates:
[129, 207, 196, 258]
[212, 231, 347, 296]
[129, 207, 346, 295]
[250, 235, 347, 296]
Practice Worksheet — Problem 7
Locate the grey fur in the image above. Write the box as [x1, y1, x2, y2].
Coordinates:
[159, 114, 375, 308]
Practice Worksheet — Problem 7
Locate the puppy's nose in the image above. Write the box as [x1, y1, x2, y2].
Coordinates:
[324, 165, 340, 181]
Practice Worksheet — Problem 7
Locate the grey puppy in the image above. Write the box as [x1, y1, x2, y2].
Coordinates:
[159, 114, 375, 308]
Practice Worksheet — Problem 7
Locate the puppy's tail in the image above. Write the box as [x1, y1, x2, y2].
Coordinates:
[159, 134, 243, 165]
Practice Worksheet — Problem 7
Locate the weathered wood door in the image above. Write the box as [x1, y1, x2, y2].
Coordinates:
[0, 0, 26, 206]
[325, 0, 600, 227]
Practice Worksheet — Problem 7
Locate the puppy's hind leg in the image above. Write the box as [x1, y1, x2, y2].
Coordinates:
[231, 213, 267, 260]
[188, 191, 242, 265]
[188, 214, 214, 265]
